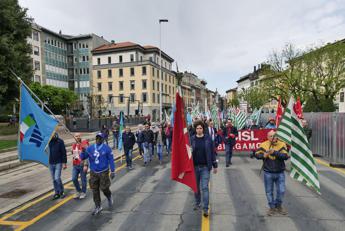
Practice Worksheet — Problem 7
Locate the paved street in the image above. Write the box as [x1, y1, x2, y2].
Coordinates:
[0, 151, 344, 231]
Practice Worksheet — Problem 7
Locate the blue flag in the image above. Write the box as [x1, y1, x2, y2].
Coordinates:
[117, 111, 124, 151]
[18, 84, 58, 166]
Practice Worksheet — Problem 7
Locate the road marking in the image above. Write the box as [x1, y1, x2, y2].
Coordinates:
[201, 181, 211, 231]
[316, 158, 345, 175]
[2, 154, 142, 230]
[0, 153, 132, 220]
[15, 195, 75, 231]
[0, 220, 30, 226]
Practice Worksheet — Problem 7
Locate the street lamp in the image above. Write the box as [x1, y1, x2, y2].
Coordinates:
[159, 19, 168, 123]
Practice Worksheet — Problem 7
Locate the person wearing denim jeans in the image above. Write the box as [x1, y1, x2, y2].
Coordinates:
[48, 133, 67, 200]
[156, 125, 164, 164]
[142, 123, 154, 166]
[190, 120, 218, 217]
[122, 126, 136, 169]
[164, 122, 172, 156]
[255, 130, 289, 216]
[222, 119, 238, 167]
[112, 124, 119, 149]
[135, 124, 145, 156]
[71, 133, 89, 199]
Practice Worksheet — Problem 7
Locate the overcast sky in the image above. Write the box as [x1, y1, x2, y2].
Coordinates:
[19, 0, 345, 95]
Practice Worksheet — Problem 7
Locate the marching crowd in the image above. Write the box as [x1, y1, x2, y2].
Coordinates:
[46, 115, 311, 217]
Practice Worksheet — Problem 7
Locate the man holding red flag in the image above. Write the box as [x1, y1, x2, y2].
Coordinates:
[171, 90, 218, 218]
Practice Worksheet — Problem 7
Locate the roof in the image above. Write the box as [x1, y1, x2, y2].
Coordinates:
[236, 74, 251, 83]
[92, 42, 174, 62]
[226, 87, 237, 93]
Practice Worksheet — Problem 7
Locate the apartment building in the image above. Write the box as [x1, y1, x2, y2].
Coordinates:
[91, 41, 176, 120]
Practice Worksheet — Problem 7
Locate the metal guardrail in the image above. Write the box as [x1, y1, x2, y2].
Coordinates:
[260, 112, 345, 166]
[65, 116, 146, 132]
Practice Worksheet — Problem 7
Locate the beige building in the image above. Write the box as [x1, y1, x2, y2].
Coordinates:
[226, 88, 237, 105]
[27, 23, 43, 84]
[91, 42, 176, 120]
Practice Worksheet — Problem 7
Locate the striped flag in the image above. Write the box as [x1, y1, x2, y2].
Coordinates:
[276, 97, 321, 194]
[235, 110, 247, 129]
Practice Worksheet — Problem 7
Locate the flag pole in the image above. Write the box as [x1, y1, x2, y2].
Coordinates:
[10, 69, 78, 142]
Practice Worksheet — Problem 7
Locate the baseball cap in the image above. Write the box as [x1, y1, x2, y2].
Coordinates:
[96, 132, 104, 138]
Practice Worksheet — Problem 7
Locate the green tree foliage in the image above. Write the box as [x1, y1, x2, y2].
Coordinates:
[228, 96, 240, 108]
[0, 0, 32, 105]
[30, 83, 78, 115]
[239, 87, 269, 110]
[261, 42, 345, 111]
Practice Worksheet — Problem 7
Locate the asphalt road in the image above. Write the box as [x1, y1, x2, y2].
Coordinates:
[0, 151, 344, 231]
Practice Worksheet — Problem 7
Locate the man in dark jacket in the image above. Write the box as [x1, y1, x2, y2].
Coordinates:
[122, 126, 136, 169]
[142, 123, 154, 165]
[48, 132, 67, 200]
[135, 124, 145, 156]
[190, 120, 218, 217]
[222, 119, 238, 167]
[255, 130, 289, 216]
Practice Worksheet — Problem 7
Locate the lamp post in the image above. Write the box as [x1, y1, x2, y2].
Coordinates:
[159, 19, 168, 123]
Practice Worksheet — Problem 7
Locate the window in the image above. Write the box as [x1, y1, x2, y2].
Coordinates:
[108, 82, 112, 91]
[157, 69, 159, 78]
[169, 75, 171, 83]
[82, 44, 85, 48]
[152, 67, 155, 76]
[86, 56, 89, 61]
[34, 61, 40, 70]
[130, 54, 134, 62]
[119, 81, 124, 91]
[130, 93, 135, 103]
[142, 66, 146, 75]
[79, 43, 81, 48]
[149, 57, 153, 62]
[79, 69, 82, 74]
[157, 82, 160, 91]
[108, 94, 113, 103]
[130, 80, 135, 90]
[108, 69, 112, 78]
[119, 94, 124, 103]
[169, 86, 171, 94]
[86, 68, 89, 74]
[33, 46, 39, 56]
[97, 83, 102, 91]
[142, 93, 147, 103]
[119, 55, 123, 63]
[130, 67, 135, 76]
[33, 31, 39, 41]
[97, 95, 102, 103]
[119, 68, 123, 77]
[341, 92, 344, 103]
[142, 80, 147, 89]
[82, 56, 85, 62]
[157, 94, 160, 103]
[97, 70, 101, 79]
[97, 58, 100, 65]
[165, 73, 167, 81]
[108, 56, 111, 64]
[165, 85, 167, 93]
[152, 93, 155, 103]
[152, 80, 155, 90]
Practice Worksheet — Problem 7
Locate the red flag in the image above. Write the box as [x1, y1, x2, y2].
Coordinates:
[171, 90, 198, 193]
[294, 96, 303, 119]
[275, 97, 283, 127]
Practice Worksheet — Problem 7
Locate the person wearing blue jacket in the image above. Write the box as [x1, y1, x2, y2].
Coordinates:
[81, 133, 115, 215]
[190, 120, 218, 218]
[48, 132, 67, 200]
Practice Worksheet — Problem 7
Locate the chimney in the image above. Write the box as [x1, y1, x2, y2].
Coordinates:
[254, 66, 257, 72]
[59, 30, 62, 34]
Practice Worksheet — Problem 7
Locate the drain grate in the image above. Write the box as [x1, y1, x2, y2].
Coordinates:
[0, 189, 31, 198]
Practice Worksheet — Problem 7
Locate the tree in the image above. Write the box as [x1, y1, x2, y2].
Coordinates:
[228, 96, 240, 108]
[0, 0, 32, 105]
[30, 83, 78, 115]
[238, 87, 269, 110]
[261, 42, 345, 111]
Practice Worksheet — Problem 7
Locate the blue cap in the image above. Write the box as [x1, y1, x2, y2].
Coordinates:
[96, 132, 104, 138]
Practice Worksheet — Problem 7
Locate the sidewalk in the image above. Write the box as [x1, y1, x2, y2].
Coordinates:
[0, 125, 139, 215]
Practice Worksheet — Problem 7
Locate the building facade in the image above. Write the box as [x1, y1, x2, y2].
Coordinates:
[28, 23, 109, 114]
[91, 42, 176, 120]
[27, 23, 43, 83]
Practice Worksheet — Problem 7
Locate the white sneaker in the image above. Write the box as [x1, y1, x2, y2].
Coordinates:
[74, 192, 81, 199]
[79, 192, 86, 199]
